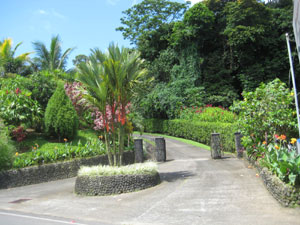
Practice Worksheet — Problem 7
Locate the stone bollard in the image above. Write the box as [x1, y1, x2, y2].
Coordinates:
[155, 138, 166, 162]
[234, 132, 243, 158]
[134, 139, 144, 163]
[211, 133, 222, 159]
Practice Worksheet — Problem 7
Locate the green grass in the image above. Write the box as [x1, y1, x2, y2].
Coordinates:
[15, 129, 98, 153]
[134, 131, 211, 150]
[78, 162, 158, 176]
[142, 138, 155, 146]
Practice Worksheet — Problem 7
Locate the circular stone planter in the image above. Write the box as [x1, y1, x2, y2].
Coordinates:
[75, 172, 160, 196]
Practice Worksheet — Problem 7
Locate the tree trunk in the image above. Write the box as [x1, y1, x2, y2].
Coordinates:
[119, 126, 125, 166]
[104, 132, 113, 166]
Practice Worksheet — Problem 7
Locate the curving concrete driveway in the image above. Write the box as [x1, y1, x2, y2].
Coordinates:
[0, 136, 299, 225]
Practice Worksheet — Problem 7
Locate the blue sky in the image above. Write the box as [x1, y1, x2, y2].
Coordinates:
[1, 0, 200, 69]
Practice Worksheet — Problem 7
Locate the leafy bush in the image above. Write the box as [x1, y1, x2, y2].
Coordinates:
[231, 79, 297, 145]
[44, 83, 79, 140]
[13, 138, 105, 168]
[258, 136, 300, 186]
[0, 77, 43, 129]
[142, 119, 237, 152]
[179, 105, 236, 123]
[0, 120, 15, 171]
[26, 72, 57, 110]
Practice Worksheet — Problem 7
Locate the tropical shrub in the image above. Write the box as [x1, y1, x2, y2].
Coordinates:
[26, 72, 57, 110]
[44, 83, 79, 140]
[178, 105, 236, 123]
[0, 120, 15, 171]
[77, 43, 145, 166]
[0, 76, 43, 129]
[258, 135, 300, 186]
[231, 79, 297, 157]
[64, 82, 93, 128]
[13, 138, 105, 168]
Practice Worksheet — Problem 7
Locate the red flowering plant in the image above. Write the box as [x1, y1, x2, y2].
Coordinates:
[64, 82, 93, 128]
[76, 44, 145, 166]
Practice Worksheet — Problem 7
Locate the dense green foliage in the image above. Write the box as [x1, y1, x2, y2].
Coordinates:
[13, 138, 105, 169]
[26, 72, 57, 110]
[0, 120, 16, 171]
[231, 79, 297, 147]
[262, 140, 300, 186]
[142, 119, 237, 152]
[179, 106, 237, 123]
[0, 75, 43, 129]
[118, 0, 298, 119]
[44, 83, 79, 140]
[232, 78, 299, 186]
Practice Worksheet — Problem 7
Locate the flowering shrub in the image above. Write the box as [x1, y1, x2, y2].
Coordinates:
[13, 138, 106, 168]
[92, 103, 131, 132]
[259, 135, 300, 186]
[64, 82, 132, 132]
[0, 86, 43, 129]
[231, 79, 297, 145]
[11, 126, 26, 142]
[179, 105, 236, 123]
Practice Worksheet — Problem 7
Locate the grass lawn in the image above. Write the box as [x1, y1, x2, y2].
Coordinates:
[135, 132, 237, 156]
[134, 131, 211, 150]
[15, 129, 99, 153]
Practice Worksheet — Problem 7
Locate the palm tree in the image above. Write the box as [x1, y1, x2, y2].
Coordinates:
[77, 43, 146, 166]
[0, 38, 32, 76]
[32, 35, 74, 71]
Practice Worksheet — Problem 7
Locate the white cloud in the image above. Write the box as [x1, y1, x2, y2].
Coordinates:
[106, 0, 121, 6]
[37, 9, 48, 15]
[51, 10, 65, 19]
[35, 9, 65, 19]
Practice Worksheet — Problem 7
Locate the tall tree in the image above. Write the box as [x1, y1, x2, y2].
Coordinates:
[77, 43, 146, 166]
[116, 0, 189, 61]
[32, 35, 74, 71]
[0, 38, 32, 76]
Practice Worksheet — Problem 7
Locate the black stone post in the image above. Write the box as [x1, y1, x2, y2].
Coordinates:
[234, 132, 243, 158]
[211, 133, 221, 159]
[134, 139, 143, 163]
[155, 138, 166, 162]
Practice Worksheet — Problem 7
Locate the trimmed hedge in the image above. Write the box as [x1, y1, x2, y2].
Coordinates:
[143, 119, 237, 153]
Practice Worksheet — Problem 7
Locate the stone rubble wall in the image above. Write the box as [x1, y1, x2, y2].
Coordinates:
[0, 151, 134, 189]
[243, 152, 300, 207]
[75, 172, 160, 196]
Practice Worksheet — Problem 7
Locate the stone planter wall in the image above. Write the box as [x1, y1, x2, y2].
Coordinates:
[75, 172, 160, 196]
[0, 151, 134, 189]
[243, 152, 300, 207]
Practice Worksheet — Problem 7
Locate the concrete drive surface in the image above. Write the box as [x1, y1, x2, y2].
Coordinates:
[0, 136, 300, 225]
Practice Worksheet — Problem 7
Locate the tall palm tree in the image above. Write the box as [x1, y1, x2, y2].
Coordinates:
[32, 35, 74, 71]
[0, 38, 32, 76]
[77, 43, 146, 166]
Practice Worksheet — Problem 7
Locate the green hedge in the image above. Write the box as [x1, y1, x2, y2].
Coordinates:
[143, 119, 238, 153]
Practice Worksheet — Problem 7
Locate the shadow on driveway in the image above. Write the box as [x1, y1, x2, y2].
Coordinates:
[159, 171, 195, 182]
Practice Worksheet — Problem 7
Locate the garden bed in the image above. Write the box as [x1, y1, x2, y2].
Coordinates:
[75, 163, 160, 195]
[0, 151, 134, 189]
[243, 152, 300, 207]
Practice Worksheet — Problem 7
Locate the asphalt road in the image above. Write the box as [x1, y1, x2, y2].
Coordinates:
[0, 136, 299, 225]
